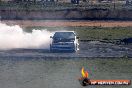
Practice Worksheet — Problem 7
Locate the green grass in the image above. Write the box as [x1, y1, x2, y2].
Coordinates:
[75, 27, 132, 40]
[26, 26, 132, 42]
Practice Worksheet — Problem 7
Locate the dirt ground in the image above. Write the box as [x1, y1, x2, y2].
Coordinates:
[2, 20, 132, 27]
[0, 20, 132, 88]
[0, 41, 132, 88]
[0, 42, 132, 58]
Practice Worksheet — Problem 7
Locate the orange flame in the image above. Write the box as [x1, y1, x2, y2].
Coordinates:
[81, 67, 89, 78]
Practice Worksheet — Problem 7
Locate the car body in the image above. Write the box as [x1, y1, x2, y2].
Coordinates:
[120, 38, 132, 45]
[50, 31, 79, 52]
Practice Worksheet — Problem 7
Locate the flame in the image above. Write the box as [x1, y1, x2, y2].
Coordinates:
[81, 67, 89, 78]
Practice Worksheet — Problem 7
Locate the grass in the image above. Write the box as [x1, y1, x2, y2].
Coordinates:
[75, 27, 132, 41]
[0, 57, 132, 88]
[0, 2, 132, 10]
[41, 57, 132, 81]
[74, 58, 132, 79]
[25, 26, 132, 42]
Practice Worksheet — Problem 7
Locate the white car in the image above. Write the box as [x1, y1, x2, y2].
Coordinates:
[50, 31, 79, 52]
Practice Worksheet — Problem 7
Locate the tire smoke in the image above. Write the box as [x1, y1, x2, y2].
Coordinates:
[0, 22, 53, 50]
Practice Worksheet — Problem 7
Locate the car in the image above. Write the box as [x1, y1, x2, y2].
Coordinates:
[120, 38, 132, 45]
[50, 31, 79, 52]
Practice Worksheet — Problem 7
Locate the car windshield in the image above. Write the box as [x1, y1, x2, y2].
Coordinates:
[53, 32, 75, 43]
[53, 32, 75, 39]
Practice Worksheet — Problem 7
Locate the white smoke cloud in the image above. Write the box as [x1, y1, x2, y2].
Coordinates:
[0, 22, 53, 50]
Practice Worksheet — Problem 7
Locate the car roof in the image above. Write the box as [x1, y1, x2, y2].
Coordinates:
[55, 31, 75, 33]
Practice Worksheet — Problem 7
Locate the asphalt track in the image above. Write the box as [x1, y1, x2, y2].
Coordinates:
[0, 41, 132, 58]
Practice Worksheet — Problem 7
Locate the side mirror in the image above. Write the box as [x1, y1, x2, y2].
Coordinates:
[76, 36, 79, 39]
[50, 36, 53, 38]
